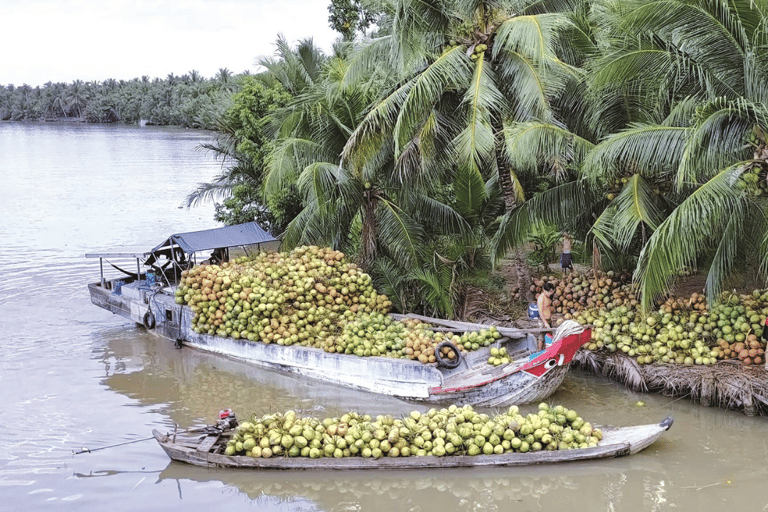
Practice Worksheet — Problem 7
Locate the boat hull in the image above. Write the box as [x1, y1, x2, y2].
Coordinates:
[89, 281, 589, 405]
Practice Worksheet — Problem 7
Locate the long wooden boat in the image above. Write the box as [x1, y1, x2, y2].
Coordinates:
[152, 416, 673, 470]
[86, 222, 590, 406]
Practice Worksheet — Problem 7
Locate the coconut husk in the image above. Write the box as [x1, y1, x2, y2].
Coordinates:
[573, 350, 768, 416]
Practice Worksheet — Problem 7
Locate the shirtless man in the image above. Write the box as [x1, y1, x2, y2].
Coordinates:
[536, 283, 555, 349]
[560, 232, 573, 275]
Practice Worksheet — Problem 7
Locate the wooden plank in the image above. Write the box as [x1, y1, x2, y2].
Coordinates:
[392, 313, 538, 337]
[196, 435, 220, 453]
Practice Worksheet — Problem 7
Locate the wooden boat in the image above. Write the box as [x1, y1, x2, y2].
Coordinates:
[152, 416, 673, 470]
[86, 222, 590, 406]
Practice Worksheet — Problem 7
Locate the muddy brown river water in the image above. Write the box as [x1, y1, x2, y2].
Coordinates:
[1, 122, 766, 511]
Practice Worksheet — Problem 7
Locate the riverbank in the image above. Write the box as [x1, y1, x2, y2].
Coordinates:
[479, 259, 768, 417]
[574, 350, 768, 416]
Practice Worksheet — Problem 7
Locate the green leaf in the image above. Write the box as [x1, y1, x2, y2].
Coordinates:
[591, 174, 666, 251]
[502, 121, 594, 176]
[454, 161, 487, 222]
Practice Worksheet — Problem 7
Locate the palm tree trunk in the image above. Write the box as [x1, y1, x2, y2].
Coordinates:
[360, 193, 377, 271]
[494, 123, 533, 301]
[496, 152, 518, 212]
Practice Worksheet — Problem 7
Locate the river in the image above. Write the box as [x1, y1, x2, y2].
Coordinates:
[0, 122, 765, 511]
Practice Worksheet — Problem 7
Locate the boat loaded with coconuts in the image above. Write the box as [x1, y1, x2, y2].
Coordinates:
[152, 407, 673, 469]
[86, 222, 590, 406]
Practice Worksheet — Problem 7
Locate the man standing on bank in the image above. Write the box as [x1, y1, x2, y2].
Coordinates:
[560, 232, 573, 275]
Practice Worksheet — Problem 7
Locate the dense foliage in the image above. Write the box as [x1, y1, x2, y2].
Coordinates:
[0, 69, 242, 129]
[195, 0, 768, 317]
[9, 0, 768, 317]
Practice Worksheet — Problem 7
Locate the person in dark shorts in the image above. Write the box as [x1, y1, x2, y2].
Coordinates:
[560, 232, 573, 274]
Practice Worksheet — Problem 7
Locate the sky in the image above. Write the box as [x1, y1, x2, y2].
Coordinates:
[0, 0, 340, 87]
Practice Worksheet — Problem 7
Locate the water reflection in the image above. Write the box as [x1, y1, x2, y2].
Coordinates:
[94, 327, 412, 430]
[91, 328, 684, 511]
[155, 461, 670, 512]
[2, 122, 766, 509]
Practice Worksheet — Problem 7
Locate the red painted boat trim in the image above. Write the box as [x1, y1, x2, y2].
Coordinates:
[428, 330, 590, 395]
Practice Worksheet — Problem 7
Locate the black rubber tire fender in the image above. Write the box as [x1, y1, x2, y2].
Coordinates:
[435, 340, 462, 369]
[143, 310, 156, 330]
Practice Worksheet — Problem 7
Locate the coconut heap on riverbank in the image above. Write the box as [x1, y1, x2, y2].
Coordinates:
[565, 287, 768, 416]
[484, 263, 768, 416]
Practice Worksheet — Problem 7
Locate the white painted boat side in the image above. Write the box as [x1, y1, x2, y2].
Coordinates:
[88, 281, 582, 404]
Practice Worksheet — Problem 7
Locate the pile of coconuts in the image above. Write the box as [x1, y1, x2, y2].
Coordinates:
[175, 246, 501, 364]
[568, 290, 768, 366]
[528, 270, 635, 315]
[224, 403, 603, 459]
[333, 313, 501, 363]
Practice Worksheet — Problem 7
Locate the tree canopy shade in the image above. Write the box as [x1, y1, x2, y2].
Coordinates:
[493, 0, 768, 310]
[66, 0, 762, 318]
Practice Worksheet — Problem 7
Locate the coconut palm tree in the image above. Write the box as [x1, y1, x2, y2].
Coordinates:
[579, 0, 768, 309]
[263, 54, 441, 270]
[497, 0, 768, 310]
[258, 35, 327, 96]
[342, 0, 585, 210]
[215, 67, 235, 93]
[65, 80, 88, 117]
[337, 0, 589, 302]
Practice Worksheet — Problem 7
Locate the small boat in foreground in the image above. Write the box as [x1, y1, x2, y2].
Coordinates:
[86, 222, 590, 406]
[152, 417, 673, 470]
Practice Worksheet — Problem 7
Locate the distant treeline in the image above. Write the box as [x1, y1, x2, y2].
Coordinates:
[0, 69, 246, 129]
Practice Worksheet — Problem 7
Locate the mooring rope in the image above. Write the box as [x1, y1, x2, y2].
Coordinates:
[72, 425, 218, 455]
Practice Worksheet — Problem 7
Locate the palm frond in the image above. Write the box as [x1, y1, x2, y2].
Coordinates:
[185, 179, 236, 208]
[342, 35, 397, 88]
[394, 45, 470, 156]
[593, 174, 666, 251]
[408, 266, 454, 318]
[582, 124, 690, 184]
[375, 196, 425, 267]
[492, 179, 593, 260]
[453, 159, 488, 223]
[635, 163, 750, 310]
[620, 0, 748, 94]
[588, 49, 673, 92]
[409, 193, 469, 237]
[370, 256, 409, 312]
[296, 162, 341, 206]
[495, 50, 551, 121]
[264, 137, 333, 196]
[660, 95, 700, 127]
[342, 79, 415, 171]
[454, 53, 504, 173]
[704, 212, 745, 304]
[502, 121, 594, 175]
[677, 98, 763, 186]
[493, 13, 571, 65]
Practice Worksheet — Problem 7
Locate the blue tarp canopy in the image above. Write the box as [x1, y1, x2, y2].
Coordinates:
[151, 222, 277, 255]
